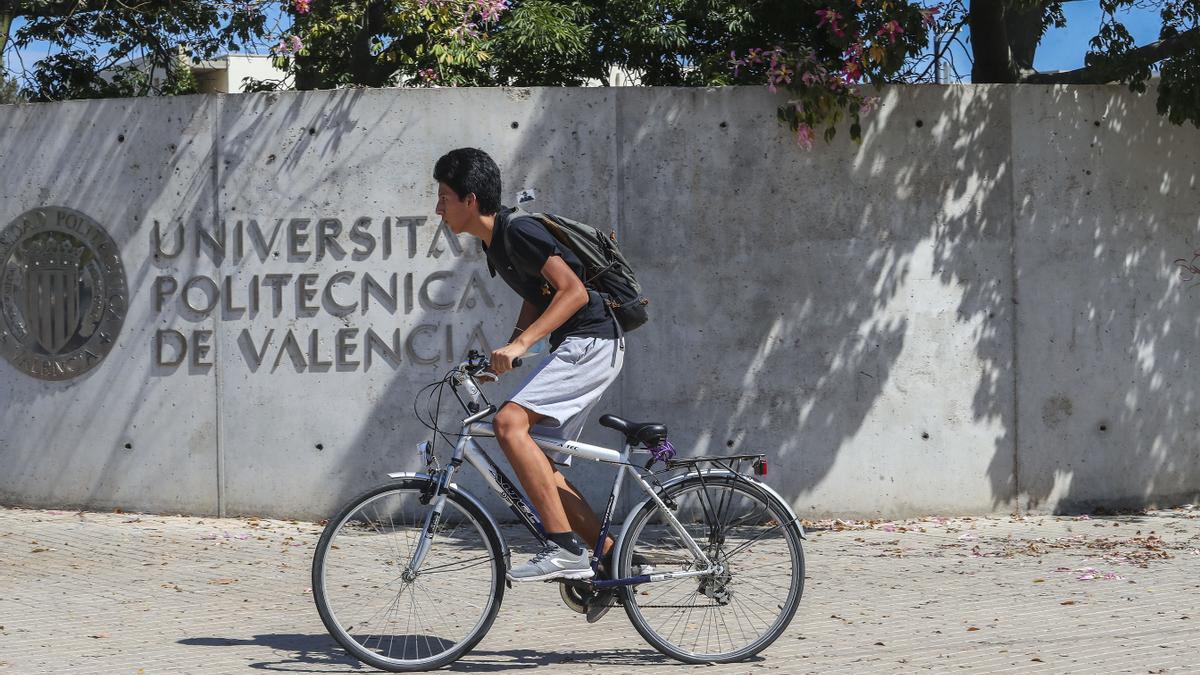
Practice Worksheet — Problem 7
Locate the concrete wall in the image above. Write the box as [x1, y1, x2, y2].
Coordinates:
[0, 85, 1197, 520]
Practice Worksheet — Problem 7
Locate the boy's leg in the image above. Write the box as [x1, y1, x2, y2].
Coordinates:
[552, 471, 613, 557]
[493, 402, 572, 533]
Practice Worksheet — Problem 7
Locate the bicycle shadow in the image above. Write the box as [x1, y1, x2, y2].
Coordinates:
[179, 633, 713, 671]
[179, 634, 362, 671]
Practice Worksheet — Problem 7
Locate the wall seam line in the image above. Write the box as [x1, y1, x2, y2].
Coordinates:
[611, 88, 628, 515]
[1006, 88, 1021, 515]
[213, 94, 226, 518]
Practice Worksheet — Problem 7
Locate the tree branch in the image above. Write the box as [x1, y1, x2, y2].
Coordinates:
[1023, 27, 1200, 84]
[1, 8, 13, 58]
[915, 16, 969, 82]
[14, 0, 168, 19]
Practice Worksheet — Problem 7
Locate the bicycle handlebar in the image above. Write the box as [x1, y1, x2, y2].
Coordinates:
[459, 350, 523, 376]
[449, 350, 527, 415]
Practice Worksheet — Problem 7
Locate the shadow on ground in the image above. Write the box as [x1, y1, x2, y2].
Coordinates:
[179, 632, 694, 672]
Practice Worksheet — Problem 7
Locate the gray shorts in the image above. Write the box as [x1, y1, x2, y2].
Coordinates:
[509, 336, 624, 466]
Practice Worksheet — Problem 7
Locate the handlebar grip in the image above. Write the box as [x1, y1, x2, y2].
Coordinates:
[512, 357, 523, 368]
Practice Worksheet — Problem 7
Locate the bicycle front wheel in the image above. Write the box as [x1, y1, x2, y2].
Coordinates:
[312, 480, 505, 672]
[617, 474, 804, 664]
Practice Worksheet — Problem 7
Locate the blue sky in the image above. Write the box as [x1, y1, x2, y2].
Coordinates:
[952, 0, 1165, 79]
[2, 2, 1168, 83]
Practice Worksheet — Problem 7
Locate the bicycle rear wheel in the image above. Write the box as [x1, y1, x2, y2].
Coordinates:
[617, 474, 804, 664]
[312, 480, 505, 672]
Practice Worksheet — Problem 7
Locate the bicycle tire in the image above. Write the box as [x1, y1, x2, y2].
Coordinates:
[312, 479, 505, 672]
[616, 474, 804, 664]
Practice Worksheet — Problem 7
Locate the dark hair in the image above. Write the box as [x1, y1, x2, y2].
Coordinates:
[433, 148, 502, 215]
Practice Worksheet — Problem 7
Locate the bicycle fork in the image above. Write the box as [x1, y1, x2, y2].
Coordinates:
[402, 448, 465, 577]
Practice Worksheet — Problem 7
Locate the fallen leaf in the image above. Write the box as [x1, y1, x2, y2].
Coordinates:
[967, 626, 979, 632]
[31, 547, 49, 553]
[88, 633, 110, 639]
[1033, 578, 1045, 583]
[208, 578, 238, 585]
[1061, 600, 1076, 605]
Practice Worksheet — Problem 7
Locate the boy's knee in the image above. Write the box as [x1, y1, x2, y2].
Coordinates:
[494, 404, 531, 444]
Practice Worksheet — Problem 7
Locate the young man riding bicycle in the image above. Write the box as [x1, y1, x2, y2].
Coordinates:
[433, 147, 625, 592]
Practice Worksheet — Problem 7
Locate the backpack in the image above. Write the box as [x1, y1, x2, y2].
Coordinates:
[497, 207, 649, 333]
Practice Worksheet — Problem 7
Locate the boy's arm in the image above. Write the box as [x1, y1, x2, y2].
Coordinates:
[509, 300, 541, 344]
[480, 300, 542, 382]
[491, 256, 587, 373]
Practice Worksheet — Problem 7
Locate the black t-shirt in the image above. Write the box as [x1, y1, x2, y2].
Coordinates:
[484, 208, 615, 349]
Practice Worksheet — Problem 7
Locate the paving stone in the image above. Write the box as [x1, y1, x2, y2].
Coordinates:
[1, 506, 1197, 673]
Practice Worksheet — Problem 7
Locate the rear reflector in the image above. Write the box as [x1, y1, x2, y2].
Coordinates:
[753, 459, 768, 476]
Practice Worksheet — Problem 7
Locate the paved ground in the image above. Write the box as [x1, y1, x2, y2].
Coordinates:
[1, 504, 1198, 674]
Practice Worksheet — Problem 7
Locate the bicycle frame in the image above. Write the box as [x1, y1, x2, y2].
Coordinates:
[396, 415, 720, 589]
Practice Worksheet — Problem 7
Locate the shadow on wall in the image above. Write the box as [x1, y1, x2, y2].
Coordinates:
[212, 87, 625, 520]
[614, 84, 1199, 517]
[614, 85, 1016, 517]
[215, 84, 1200, 520]
[1007, 86, 1200, 513]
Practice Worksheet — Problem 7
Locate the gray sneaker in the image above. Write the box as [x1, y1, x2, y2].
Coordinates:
[507, 542, 594, 582]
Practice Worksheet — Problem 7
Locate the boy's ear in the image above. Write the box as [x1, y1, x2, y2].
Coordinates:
[464, 192, 477, 209]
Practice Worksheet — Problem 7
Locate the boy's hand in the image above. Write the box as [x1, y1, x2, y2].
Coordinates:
[490, 342, 525, 374]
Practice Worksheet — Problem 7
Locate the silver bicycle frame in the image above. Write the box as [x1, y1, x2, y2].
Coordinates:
[402, 417, 718, 580]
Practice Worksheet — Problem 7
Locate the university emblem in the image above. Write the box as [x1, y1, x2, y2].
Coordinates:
[0, 207, 127, 380]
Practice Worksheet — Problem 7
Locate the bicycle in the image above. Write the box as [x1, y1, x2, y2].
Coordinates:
[312, 350, 806, 672]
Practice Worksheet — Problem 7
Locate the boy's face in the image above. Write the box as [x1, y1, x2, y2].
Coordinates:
[435, 181, 475, 234]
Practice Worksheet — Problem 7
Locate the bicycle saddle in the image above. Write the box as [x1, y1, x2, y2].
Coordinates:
[599, 414, 668, 447]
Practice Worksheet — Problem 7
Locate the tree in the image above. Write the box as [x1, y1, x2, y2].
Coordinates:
[967, 1, 1200, 128]
[267, 0, 510, 89]
[750, 0, 1200, 145]
[0, 71, 22, 102]
[1, 1, 268, 100]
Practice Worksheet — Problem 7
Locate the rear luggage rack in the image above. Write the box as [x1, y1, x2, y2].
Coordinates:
[665, 453, 768, 476]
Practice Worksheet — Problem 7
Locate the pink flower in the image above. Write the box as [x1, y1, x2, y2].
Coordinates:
[773, 64, 793, 86]
[816, 8, 846, 37]
[921, 6, 941, 27]
[745, 48, 764, 65]
[877, 20, 905, 44]
[801, 69, 820, 87]
[843, 59, 863, 82]
[274, 36, 302, 55]
[450, 22, 481, 42]
[796, 124, 815, 150]
[728, 51, 744, 76]
[294, 0, 310, 14]
[474, 0, 508, 23]
[859, 96, 880, 115]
